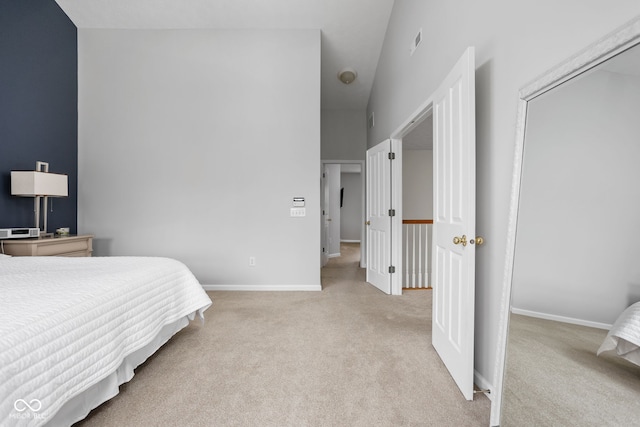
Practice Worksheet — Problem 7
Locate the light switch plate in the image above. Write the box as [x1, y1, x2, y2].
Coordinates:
[290, 208, 306, 217]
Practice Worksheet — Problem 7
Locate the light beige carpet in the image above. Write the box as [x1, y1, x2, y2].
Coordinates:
[502, 314, 640, 426]
[76, 243, 490, 426]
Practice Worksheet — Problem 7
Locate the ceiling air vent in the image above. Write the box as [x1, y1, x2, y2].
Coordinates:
[410, 28, 423, 56]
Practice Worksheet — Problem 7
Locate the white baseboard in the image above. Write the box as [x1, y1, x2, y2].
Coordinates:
[340, 240, 361, 243]
[511, 307, 612, 330]
[474, 370, 493, 401]
[202, 284, 322, 292]
[328, 253, 341, 258]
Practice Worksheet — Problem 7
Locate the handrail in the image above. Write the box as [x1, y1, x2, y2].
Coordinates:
[402, 219, 433, 224]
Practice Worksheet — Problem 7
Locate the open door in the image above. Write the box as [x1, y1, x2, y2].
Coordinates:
[324, 164, 341, 258]
[431, 47, 477, 400]
[321, 165, 330, 267]
[365, 139, 392, 294]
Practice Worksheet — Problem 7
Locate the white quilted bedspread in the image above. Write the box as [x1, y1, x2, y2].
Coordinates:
[598, 301, 640, 366]
[0, 256, 212, 426]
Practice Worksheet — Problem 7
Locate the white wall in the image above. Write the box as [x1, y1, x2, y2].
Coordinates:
[321, 109, 367, 160]
[367, 0, 640, 388]
[78, 29, 321, 289]
[512, 69, 640, 325]
[402, 149, 433, 219]
[340, 171, 362, 241]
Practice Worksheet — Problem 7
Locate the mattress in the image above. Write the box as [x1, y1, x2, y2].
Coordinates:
[598, 301, 640, 366]
[0, 256, 212, 426]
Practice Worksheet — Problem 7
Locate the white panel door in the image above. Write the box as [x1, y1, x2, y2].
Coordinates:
[321, 165, 330, 267]
[432, 47, 476, 400]
[326, 164, 341, 257]
[366, 139, 392, 294]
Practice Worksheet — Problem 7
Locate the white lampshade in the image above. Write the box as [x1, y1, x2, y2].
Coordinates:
[11, 171, 68, 197]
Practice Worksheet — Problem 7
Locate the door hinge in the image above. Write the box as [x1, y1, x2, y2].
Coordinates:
[322, 172, 326, 178]
[388, 266, 396, 274]
[388, 152, 396, 160]
[388, 209, 396, 217]
[323, 247, 325, 253]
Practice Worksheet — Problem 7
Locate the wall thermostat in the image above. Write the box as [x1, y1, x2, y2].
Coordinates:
[293, 197, 305, 207]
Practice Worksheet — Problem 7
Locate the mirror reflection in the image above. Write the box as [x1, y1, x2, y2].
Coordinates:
[502, 42, 640, 425]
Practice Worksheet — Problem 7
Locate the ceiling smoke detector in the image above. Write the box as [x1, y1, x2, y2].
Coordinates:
[338, 68, 357, 84]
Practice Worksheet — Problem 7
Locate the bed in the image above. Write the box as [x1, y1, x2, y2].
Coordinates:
[598, 301, 640, 366]
[0, 255, 212, 427]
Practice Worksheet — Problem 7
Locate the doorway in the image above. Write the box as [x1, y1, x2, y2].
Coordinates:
[321, 160, 365, 269]
[401, 115, 434, 289]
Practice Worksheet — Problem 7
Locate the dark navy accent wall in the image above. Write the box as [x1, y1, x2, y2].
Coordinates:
[0, 0, 77, 233]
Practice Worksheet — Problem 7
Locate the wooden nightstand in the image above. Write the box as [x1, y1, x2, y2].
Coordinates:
[0, 234, 94, 257]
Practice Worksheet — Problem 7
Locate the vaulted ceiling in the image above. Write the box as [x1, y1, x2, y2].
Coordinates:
[54, 0, 395, 110]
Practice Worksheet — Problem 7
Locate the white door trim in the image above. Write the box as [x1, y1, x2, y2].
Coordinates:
[390, 103, 434, 140]
[389, 139, 403, 296]
[390, 94, 434, 295]
[321, 159, 365, 268]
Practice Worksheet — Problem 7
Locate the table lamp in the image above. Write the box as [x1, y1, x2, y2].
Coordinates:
[11, 161, 68, 236]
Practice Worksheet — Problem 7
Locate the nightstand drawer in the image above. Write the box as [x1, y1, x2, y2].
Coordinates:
[36, 239, 91, 256]
[1, 235, 94, 257]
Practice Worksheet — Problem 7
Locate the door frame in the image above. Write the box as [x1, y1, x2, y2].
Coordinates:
[390, 100, 433, 143]
[389, 139, 403, 296]
[324, 163, 342, 259]
[321, 159, 365, 268]
[390, 101, 433, 296]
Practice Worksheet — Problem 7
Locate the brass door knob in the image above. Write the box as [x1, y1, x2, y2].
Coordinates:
[365, 221, 371, 226]
[453, 235, 467, 247]
[470, 236, 484, 246]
